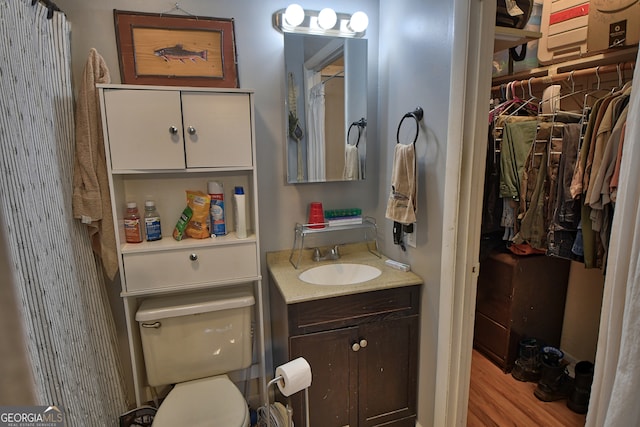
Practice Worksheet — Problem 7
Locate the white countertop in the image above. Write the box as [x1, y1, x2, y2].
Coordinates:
[267, 244, 423, 304]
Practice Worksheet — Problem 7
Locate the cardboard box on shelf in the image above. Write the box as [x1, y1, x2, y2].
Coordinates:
[587, 0, 640, 53]
[538, 0, 590, 65]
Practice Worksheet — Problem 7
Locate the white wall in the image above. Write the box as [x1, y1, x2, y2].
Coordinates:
[377, 1, 457, 424]
[49, 0, 460, 424]
[58, 0, 380, 255]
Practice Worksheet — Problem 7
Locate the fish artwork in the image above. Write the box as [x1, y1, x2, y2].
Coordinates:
[154, 44, 208, 62]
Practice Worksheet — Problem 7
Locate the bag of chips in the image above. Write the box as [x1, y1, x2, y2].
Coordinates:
[185, 190, 211, 239]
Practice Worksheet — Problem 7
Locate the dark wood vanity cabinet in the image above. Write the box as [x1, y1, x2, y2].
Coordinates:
[473, 251, 571, 372]
[270, 285, 421, 427]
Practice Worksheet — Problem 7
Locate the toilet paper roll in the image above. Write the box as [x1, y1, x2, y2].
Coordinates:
[275, 357, 312, 397]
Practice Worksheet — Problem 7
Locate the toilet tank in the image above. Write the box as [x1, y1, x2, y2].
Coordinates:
[136, 286, 254, 387]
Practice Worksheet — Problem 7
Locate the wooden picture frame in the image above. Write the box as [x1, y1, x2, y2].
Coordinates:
[113, 10, 239, 87]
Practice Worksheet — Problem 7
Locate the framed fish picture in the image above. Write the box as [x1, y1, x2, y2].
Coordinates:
[113, 10, 239, 88]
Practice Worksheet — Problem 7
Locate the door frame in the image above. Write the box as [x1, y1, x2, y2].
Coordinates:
[434, 0, 496, 425]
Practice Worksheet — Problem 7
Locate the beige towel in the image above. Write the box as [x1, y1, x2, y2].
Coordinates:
[385, 143, 417, 224]
[72, 49, 118, 280]
[342, 144, 360, 180]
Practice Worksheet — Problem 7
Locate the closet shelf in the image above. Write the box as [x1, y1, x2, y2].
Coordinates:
[492, 45, 638, 86]
[494, 26, 541, 53]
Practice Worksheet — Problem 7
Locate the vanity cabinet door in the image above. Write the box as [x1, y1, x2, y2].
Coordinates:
[358, 316, 419, 427]
[290, 327, 359, 427]
[103, 89, 185, 170]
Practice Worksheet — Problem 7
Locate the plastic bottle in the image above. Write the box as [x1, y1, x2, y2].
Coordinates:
[124, 202, 143, 243]
[233, 186, 247, 239]
[144, 200, 162, 241]
[208, 181, 226, 236]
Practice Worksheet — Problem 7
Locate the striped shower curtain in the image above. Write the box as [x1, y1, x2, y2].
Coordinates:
[0, 0, 129, 424]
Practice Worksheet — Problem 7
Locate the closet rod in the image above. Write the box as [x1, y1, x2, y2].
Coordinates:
[491, 61, 635, 92]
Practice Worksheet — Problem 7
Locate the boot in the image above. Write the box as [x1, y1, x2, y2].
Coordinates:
[567, 361, 594, 414]
[511, 338, 542, 382]
[534, 347, 573, 402]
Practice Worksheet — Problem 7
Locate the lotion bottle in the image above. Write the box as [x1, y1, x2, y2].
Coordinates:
[233, 186, 247, 239]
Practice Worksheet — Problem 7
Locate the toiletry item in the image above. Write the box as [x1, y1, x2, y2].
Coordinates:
[208, 181, 226, 236]
[144, 200, 162, 241]
[385, 259, 411, 272]
[172, 205, 193, 241]
[233, 186, 247, 239]
[308, 202, 325, 229]
[124, 202, 143, 243]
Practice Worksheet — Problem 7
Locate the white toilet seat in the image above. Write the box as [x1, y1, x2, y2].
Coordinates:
[152, 375, 250, 427]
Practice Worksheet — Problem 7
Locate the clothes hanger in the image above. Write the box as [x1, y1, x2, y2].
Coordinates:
[506, 78, 539, 117]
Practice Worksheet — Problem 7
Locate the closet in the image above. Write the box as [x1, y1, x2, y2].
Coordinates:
[475, 20, 637, 374]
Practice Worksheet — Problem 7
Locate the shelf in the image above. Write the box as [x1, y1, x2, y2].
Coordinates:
[289, 217, 380, 268]
[121, 232, 257, 254]
[494, 26, 541, 53]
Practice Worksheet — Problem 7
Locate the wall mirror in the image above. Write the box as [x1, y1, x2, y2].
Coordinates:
[284, 33, 368, 183]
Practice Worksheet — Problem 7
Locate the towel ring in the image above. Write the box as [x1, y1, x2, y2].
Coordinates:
[347, 118, 367, 147]
[396, 107, 423, 145]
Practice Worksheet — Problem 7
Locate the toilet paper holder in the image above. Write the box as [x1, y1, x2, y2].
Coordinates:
[266, 357, 312, 427]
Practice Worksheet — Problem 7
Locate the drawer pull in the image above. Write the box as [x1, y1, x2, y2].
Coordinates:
[189, 253, 198, 261]
[169, 126, 178, 135]
[359, 339, 368, 348]
[141, 322, 161, 329]
[352, 342, 361, 352]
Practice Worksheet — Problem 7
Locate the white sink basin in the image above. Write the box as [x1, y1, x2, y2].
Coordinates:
[298, 263, 382, 286]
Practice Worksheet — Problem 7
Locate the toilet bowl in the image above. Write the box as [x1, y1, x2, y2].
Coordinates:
[152, 376, 249, 427]
[136, 287, 255, 427]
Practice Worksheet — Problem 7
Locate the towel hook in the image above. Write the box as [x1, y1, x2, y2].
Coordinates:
[396, 107, 423, 145]
[347, 118, 367, 147]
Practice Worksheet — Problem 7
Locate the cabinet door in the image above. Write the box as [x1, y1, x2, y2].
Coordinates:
[103, 89, 185, 170]
[290, 327, 359, 427]
[358, 316, 418, 426]
[181, 92, 253, 168]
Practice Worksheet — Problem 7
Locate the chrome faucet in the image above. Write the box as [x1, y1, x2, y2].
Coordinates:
[312, 245, 341, 262]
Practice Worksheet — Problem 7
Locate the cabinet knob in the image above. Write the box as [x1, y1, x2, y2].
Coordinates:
[189, 253, 198, 261]
[169, 126, 179, 135]
[352, 342, 361, 352]
[359, 339, 368, 348]
[187, 126, 196, 135]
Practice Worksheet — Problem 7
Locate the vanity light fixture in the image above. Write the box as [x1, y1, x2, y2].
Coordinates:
[274, 4, 368, 38]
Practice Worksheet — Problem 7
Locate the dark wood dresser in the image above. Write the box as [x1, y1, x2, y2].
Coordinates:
[474, 251, 571, 372]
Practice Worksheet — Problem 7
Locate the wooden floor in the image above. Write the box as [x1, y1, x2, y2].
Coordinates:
[467, 350, 586, 427]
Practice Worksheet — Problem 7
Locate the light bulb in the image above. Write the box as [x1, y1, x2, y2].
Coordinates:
[284, 4, 305, 27]
[348, 11, 369, 33]
[317, 8, 337, 30]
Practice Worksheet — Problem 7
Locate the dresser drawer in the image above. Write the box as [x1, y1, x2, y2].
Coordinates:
[123, 243, 258, 292]
[474, 312, 510, 369]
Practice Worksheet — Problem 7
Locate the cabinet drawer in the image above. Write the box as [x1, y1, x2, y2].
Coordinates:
[289, 286, 420, 334]
[473, 312, 509, 369]
[123, 243, 258, 292]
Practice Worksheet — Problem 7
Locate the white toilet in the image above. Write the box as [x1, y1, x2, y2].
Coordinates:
[136, 287, 255, 427]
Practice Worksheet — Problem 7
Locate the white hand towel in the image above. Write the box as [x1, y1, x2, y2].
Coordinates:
[385, 143, 417, 224]
[342, 144, 360, 180]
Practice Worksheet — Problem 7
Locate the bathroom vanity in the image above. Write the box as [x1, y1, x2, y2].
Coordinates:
[268, 246, 422, 426]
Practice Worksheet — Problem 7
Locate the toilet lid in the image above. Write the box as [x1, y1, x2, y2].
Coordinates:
[152, 375, 249, 427]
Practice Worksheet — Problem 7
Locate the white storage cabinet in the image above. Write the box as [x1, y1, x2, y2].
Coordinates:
[98, 84, 266, 407]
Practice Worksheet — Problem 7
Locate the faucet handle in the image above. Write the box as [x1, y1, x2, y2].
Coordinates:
[313, 247, 323, 261]
[333, 244, 342, 256]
